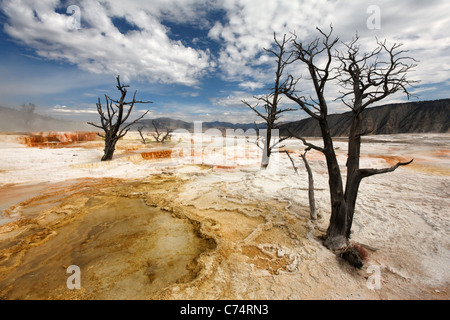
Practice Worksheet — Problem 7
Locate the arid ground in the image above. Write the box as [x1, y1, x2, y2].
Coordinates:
[0, 132, 448, 299]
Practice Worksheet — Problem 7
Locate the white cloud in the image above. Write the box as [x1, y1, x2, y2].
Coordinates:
[208, 0, 330, 82]
[210, 91, 253, 108]
[1, 0, 449, 120]
[4, 0, 449, 93]
[51, 104, 97, 114]
[209, 0, 450, 109]
[210, 89, 299, 122]
[238, 81, 264, 91]
[1, 0, 215, 86]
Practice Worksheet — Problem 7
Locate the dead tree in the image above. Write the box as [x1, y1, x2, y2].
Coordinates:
[335, 34, 417, 240]
[137, 126, 147, 144]
[282, 27, 416, 250]
[283, 148, 316, 220]
[300, 148, 317, 220]
[151, 120, 172, 143]
[87, 76, 151, 161]
[242, 34, 296, 169]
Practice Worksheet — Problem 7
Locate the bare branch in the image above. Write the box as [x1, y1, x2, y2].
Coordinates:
[86, 122, 104, 130]
[137, 126, 146, 144]
[287, 129, 325, 153]
[119, 110, 149, 138]
[358, 159, 414, 178]
[281, 150, 298, 174]
[242, 99, 269, 122]
[282, 27, 338, 121]
[335, 34, 419, 112]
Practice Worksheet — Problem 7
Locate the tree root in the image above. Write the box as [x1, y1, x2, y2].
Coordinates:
[340, 246, 363, 269]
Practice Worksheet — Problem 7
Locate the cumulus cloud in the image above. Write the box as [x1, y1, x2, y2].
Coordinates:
[3, 0, 449, 92]
[51, 104, 97, 114]
[208, 0, 330, 83]
[1, 0, 449, 121]
[238, 81, 265, 91]
[209, 91, 254, 108]
[1, 0, 215, 86]
[209, 0, 450, 103]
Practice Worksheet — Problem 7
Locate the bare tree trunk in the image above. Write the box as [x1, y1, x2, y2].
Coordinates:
[300, 149, 316, 220]
[344, 109, 363, 237]
[151, 120, 172, 143]
[283, 28, 416, 252]
[101, 137, 117, 161]
[320, 122, 349, 250]
[283, 149, 316, 219]
[335, 36, 417, 240]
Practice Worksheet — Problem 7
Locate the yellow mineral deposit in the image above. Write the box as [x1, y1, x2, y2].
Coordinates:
[0, 178, 215, 299]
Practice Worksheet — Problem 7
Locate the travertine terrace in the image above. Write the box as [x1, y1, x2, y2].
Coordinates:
[0, 132, 448, 299]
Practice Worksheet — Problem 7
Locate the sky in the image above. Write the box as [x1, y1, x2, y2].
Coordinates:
[0, 0, 449, 124]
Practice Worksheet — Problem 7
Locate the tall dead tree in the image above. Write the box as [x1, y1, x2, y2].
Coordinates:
[335, 35, 417, 240]
[282, 27, 416, 250]
[88, 76, 151, 161]
[242, 34, 296, 169]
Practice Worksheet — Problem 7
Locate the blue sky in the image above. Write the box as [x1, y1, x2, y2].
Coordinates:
[0, 0, 449, 124]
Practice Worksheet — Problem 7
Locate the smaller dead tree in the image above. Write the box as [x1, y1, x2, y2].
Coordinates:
[282, 150, 298, 175]
[283, 148, 316, 220]
[151, 120, 172, 143]
[137, 126, 147, 144]
[87, 76, 151, 161]
[300, 147, 317, 220]
[242, 33, 296, 169]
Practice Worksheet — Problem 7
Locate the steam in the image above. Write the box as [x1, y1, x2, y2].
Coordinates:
[0, 104, 90, 132]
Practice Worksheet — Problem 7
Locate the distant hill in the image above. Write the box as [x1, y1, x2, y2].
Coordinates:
[278, 99, 450, 137]
[0, 105, 90, 132]
[3, 98, 448, 136]
[131, 118, 266, 133]
[133, 99, 450, 136]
